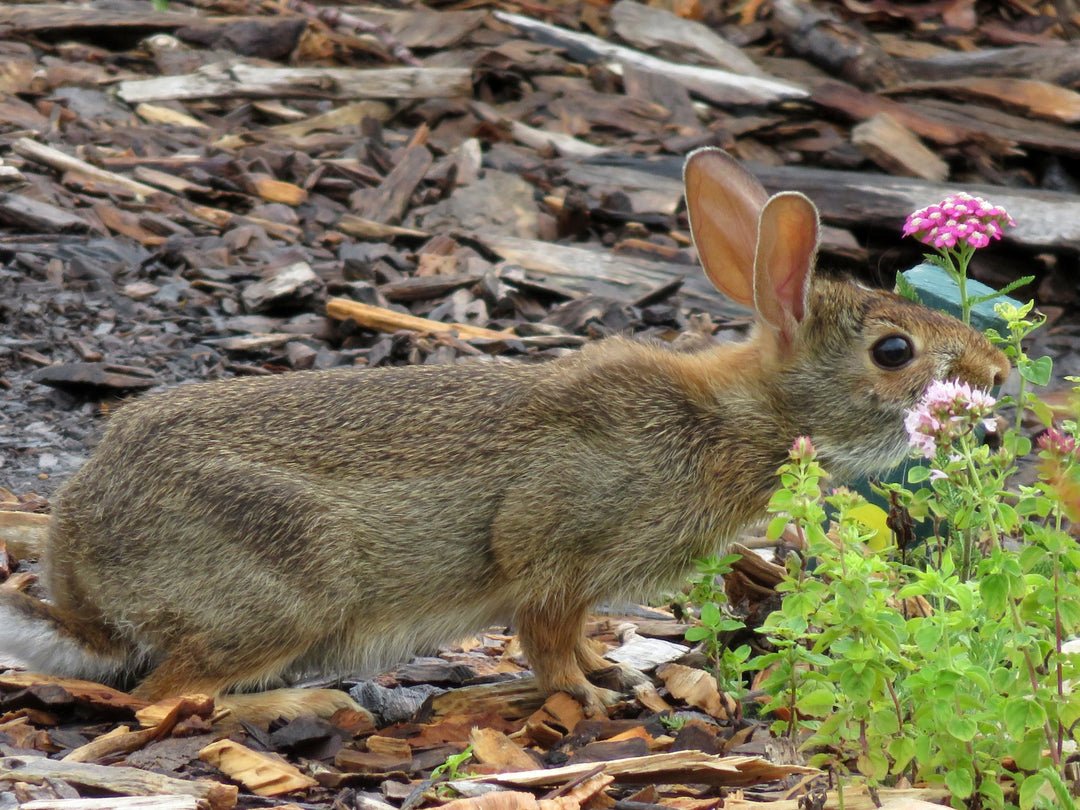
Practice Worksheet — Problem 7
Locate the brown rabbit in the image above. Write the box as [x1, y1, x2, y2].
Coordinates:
[0, 149, 1009, 724]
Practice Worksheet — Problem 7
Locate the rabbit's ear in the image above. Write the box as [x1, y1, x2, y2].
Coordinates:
[684, 148, 768, 306]
[754, 191, 818, 346]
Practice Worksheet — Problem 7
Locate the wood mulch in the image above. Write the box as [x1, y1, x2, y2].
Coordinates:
[1, 0, 1079, 807]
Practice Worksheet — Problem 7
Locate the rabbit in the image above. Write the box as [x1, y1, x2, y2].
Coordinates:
[0, 148, 1010, 725]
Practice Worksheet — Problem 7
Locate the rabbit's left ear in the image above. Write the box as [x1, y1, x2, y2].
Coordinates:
[754, 191, 818, 346]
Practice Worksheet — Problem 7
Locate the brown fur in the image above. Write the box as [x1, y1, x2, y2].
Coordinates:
[0, 150, 1010, 723]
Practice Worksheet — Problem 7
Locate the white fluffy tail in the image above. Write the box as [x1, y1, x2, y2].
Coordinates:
[0, 592, 130, 683]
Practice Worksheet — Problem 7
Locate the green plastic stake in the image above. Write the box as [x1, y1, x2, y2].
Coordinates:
[900, 262, 1014, 334]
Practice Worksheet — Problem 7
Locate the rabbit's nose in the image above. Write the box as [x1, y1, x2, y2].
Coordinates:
[950, 345, 1010, 391]
[991, 353, 1010, 388]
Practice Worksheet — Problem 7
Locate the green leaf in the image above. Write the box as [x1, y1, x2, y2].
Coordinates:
[768, 489, 795, 510]
[894, 272, 921, 303]
[908, 465, 931, 483]
[980, 776, 1006, 810]
[700, 601, 721, 626]
[1019, 771, 1051, 810]
[979, 572, 1009, 619]
[1029, 397, 1056, 428]
[869, 707, 900, 736]
[858, 748, 889, 780]
[913, 621, 942, 654]
[948, 715, 978, 741]
[1013, 729, 1048, 771]
[945, 765, 975, 799]
[796, 687, 837, 716]
[684, 626, 711, 642]
[766, 515, 790, 541]
[990, 275, 1036, 300]
[1020, 355, 1053, 386]
[888, 736, 916, 774]
[969, 277, 1035, 307]
[1005, 696, 1047, 738]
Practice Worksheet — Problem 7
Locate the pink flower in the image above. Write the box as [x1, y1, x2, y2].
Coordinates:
[790, 435, 817, 462]
[905, 379, 997, 460]
[1036, 429, 1080, 522]
[1037, 428, 1078, 460]
[903, 193, 1015, 251]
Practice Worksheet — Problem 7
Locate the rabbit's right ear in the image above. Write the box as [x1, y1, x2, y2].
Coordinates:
[684, 148, 768, 307]
[754, 191, 818, 347]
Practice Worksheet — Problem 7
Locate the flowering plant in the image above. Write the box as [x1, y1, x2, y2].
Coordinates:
[749, 195, 1080, 809]
[903, 193, 1014, 250]
[904, 379, 997, 462]
[903, 192, 1029, 324]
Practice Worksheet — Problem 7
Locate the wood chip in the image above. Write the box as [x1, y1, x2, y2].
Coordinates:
[116, 64, 473, 104]
[0, 673, 151, 715]
[655, 664, 736, 720]
[21, 797, 200, 810]
[0, 756, 237, 810]
[469, 727, 541, 772]
[851, 113, 949, 182]
[326, 296, 513, 341]
[474, 750, 817, 788]
[198, 739, 317, 797]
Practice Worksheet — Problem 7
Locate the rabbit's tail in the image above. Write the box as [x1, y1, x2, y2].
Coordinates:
[0, 590, 132, 683]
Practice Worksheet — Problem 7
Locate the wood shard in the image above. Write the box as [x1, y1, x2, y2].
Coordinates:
[0, 756, 237, 810]
[474, 750, 817, 788]
[198, 739, 317, 797]
[469, 727, 541, 771]
[116, 64, 473, 104]
[655, 663, 735, 720]
[851, 113, 949, 182]
[493, 11, 807, 106]
[427, 676, 549, 721]
[0, 192, 90, 233]
[0, 673, 151, 714]
[437, 790, 574, 810]
[20, 796, 201, 809]
[888, 77, 1080, 124]
[326, 297, 513, 341]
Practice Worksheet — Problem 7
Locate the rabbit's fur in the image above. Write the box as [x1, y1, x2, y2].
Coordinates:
[0, 150, 1010, 724]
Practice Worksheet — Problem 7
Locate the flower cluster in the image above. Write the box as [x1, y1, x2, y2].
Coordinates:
[904, 379, 997, 460]
[903, 193, 1016, 250]
[790, 435, 817, 462]
[1037, 428, 1078, 460]
[1037, 428, 1080, 522]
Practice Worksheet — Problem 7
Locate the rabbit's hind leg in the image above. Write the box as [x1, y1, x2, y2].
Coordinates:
[575, 639, 652, 693]
[131, 637, 361, 726]
[516, 602, 619, 716]
[217, 688, 362, 726]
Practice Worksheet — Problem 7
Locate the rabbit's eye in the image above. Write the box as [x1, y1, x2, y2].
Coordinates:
[872, 335, 914, 369]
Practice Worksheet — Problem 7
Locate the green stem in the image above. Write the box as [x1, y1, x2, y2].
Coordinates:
[964, 439, 1001, 554]
[1013, 327, 1028, 434]
[1053, 507, 1065, 762]
[1010, 599, 1060, 766]
[938, 244, 976, 325]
